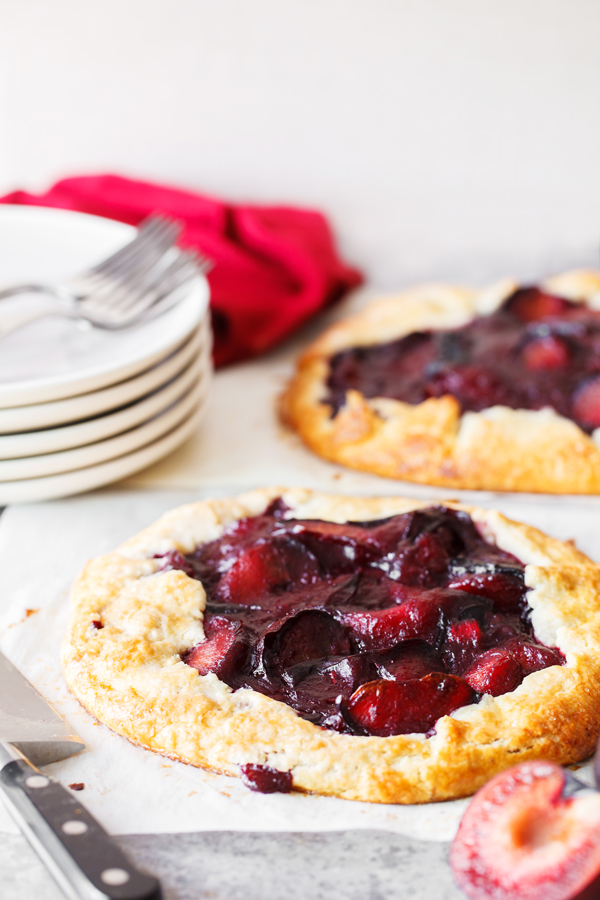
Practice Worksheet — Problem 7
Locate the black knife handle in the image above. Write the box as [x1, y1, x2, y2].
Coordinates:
[0, 757, 162, 900]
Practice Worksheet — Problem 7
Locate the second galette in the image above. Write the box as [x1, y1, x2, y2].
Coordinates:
[282, 269, 600, 492]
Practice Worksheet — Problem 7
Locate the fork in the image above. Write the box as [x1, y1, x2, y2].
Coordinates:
[0, 215, 209, 338]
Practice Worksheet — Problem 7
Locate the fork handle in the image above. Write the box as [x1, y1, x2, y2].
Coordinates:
[0, 304, 82, 340]
[0, 282, 79, 340]
[0, 745, 162, 900]
[0, 283, 76, 303]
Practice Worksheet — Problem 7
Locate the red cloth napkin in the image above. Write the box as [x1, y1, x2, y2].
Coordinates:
[1, 175, 362, 367]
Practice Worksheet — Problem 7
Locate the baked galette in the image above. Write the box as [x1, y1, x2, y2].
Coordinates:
[282, 270, 600, 492]
[63, 488, 600, 804]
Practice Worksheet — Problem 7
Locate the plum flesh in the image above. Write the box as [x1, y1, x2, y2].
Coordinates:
[451, 761, 600, 900]
[162, 500, 563, 737]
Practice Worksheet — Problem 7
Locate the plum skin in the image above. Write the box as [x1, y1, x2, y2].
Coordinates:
[450, 761, 600, 900]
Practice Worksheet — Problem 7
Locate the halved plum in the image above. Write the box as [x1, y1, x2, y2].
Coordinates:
[451, 761, 600, 900]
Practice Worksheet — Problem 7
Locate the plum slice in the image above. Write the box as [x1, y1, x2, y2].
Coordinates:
[259, 609, 353, 676]
[290, 509, 458, 574]
[451, 761, 600, 900]
[155, 549, 197, 579]
[427, 586, 492, 624]
[342, 598, 442, 652]
[240, 764, 293, 794]
[522, 335, 571, 371]
[282, 655, 378, 726]
[505, 637, 563, 675]
[424, 364, 511, 410]
[286, 519, 378, 571]
[375, 643, 445, 682]
[184, 616, 248, 680]
[507, 287, 571, 322]
[381, 530, 451, 587]
[343, 674, 475, 736]
[218, 537, 320, 603]
[446, 569, 525, 614]
[284, 653, 374, 694]
[278, 573, 359, 616]
[464, 648, 523, 696]
[572, 376, 600, 431]
[443, 618, 486, 674]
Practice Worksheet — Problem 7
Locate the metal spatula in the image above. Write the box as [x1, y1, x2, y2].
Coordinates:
[0, 649, 162, 900]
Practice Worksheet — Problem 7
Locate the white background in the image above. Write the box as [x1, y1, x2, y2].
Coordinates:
[1, 0, 600, 288]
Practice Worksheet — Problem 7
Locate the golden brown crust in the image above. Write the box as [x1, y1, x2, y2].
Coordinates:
[62, 488, 600, 804]
[281, 271, 600, 493]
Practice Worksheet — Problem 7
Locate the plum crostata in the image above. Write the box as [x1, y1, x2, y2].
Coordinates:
[62, 489, 600, 803]
[282, 270, 600, 492]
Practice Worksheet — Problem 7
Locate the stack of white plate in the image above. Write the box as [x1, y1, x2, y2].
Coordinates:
[0, 206, 211, 504]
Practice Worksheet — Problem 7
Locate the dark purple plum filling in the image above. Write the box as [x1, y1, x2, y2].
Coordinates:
[160, 499, 563, 737]
[325, 287, 600, 433]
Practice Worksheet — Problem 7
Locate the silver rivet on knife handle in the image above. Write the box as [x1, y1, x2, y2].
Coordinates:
[0, 748, 162, 900]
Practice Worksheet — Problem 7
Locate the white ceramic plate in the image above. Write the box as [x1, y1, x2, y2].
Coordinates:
[0, 316, 210, 434]
[0, 350, 210, 459]
[0, 376, 207, 481]
[0, 403, 206, 505]
[0, 206, 209, 407]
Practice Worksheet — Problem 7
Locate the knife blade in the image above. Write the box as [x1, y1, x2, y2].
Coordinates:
[0, 651, 84, 766]
[0, 648, 162, 900]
